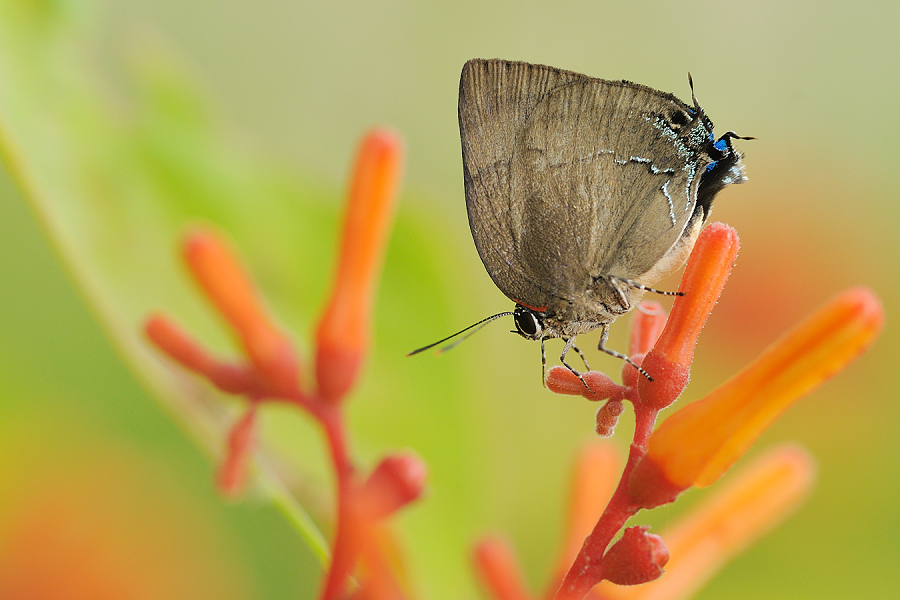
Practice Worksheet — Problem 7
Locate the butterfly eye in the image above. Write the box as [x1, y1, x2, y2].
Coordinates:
[513, 306, 543, 339]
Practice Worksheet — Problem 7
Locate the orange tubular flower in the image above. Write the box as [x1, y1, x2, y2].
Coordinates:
[637, 223, 740, 410]
[473, 536, 536, 600]
[627, 302, 667, 359]
[598, 445, 816, 600]
[183, 228, 299, 395]
[144, 314, 258, 395]
[316, 129, 405, 403]
[546, 224, 737, 408]
[143, 128, 420, 600]
[630, 287, 883, 507]
[618, 301, 668, 388]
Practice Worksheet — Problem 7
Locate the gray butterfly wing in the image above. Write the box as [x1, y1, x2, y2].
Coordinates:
[459, 59, 583, 308]
[460, 59, 717, 308]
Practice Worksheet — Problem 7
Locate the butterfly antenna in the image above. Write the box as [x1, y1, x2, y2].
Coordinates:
[407, 311, 514, 356]
[687, 72, 701, 111]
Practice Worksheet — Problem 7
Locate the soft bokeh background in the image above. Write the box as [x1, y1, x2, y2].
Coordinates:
[0, 1, 896, 598]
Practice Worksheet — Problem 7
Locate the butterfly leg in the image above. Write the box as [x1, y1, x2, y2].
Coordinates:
[541, 338, 547, 387]
[561, 337, 592, 391]
[609, 275, 684, 298]
[571, 343, 591, 371]
[597, 324, 654, 381]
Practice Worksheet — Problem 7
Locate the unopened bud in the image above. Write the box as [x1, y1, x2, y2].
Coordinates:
[595, 400, 625, 437]
[600, 526, 669, 586]
[358, 453, 427, 520]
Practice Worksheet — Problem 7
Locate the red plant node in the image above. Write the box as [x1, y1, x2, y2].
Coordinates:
[627, 453, 689, 510]
[635, 352, 690, 408]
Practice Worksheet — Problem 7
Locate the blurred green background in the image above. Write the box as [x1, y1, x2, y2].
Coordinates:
[0, 0, 896, 598]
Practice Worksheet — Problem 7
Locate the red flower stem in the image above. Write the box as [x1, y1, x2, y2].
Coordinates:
[358, 523, 405, 599]
[316, 403, 358, 600]
[280, 388, 318, 415]
[554, 407, 660, 600]
[632, 406, 659, 450]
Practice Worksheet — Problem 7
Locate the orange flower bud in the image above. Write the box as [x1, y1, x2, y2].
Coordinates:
[145, 314, 257, 394]
[316, 129, 405, 403]
[638, 223, 739, 410]
[473, 536, 535, 600]
[183, 228, 298, 395]
[595, 400, 625, 437]
[145, 313, 217, 376]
